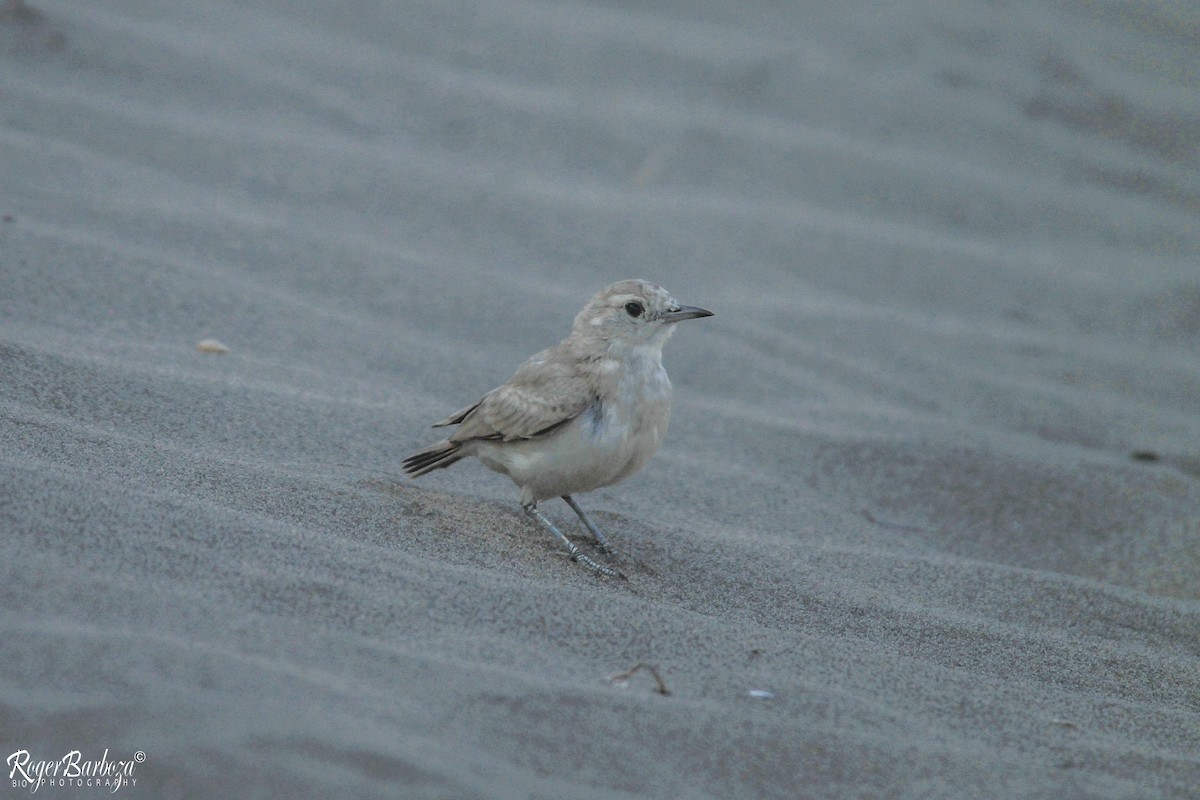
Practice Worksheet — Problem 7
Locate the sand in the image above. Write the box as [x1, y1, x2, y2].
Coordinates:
[2, 0, 1198, 797]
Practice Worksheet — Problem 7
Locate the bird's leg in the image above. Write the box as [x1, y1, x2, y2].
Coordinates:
[522, 503, 626, 579]
[561, 495, 615, 554]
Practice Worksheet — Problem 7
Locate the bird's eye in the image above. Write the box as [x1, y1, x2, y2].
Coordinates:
[624, 301, 644, 318]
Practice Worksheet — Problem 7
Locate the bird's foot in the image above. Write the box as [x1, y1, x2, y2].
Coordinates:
[524, 503, 626, 579]
[571, 549, 627, 580]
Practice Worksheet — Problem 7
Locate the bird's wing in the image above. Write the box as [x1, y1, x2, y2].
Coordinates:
[431, 402, 481, 428]
[443, 348, 593, 443]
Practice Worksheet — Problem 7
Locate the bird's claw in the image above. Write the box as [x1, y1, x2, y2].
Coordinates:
[573, 551, 627, 580]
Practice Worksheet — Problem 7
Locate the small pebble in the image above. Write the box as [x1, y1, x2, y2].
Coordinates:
[196, 338, 231, 354]
[1049, 718, 1080, 730]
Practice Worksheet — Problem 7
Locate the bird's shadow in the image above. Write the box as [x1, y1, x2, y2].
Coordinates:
[360, 479, 660, 579]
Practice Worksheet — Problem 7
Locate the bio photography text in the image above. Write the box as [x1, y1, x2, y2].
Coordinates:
[7, 749, 143, 794]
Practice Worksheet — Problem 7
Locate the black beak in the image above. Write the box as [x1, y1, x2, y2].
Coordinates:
[663, 305, 714, 323]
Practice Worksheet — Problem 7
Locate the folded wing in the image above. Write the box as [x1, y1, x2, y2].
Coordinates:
[446, 350, 593, 443]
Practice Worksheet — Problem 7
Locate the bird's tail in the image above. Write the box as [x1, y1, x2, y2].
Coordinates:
[402, 439, 465, 478]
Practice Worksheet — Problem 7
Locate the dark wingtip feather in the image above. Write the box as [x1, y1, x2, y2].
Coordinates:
[402, 441, 464, 478]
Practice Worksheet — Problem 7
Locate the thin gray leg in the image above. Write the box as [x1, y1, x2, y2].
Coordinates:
[561, 495, 615, 554]
[523, 503, 625, 579]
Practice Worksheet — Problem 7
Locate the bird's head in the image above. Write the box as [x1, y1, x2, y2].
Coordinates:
[572, 279, 713, 350]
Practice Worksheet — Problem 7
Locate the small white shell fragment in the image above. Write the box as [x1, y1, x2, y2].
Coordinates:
[747, 689, 775, 700]
[196, 338, 231, 354]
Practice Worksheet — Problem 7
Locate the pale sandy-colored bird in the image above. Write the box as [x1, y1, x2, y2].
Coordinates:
[402, 279, 712, 577]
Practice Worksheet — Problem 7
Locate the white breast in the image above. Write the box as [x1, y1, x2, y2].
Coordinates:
[479, 349, 674, 503]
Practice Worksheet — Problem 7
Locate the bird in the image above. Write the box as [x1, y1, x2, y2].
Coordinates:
[402, 279, 713, 578]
